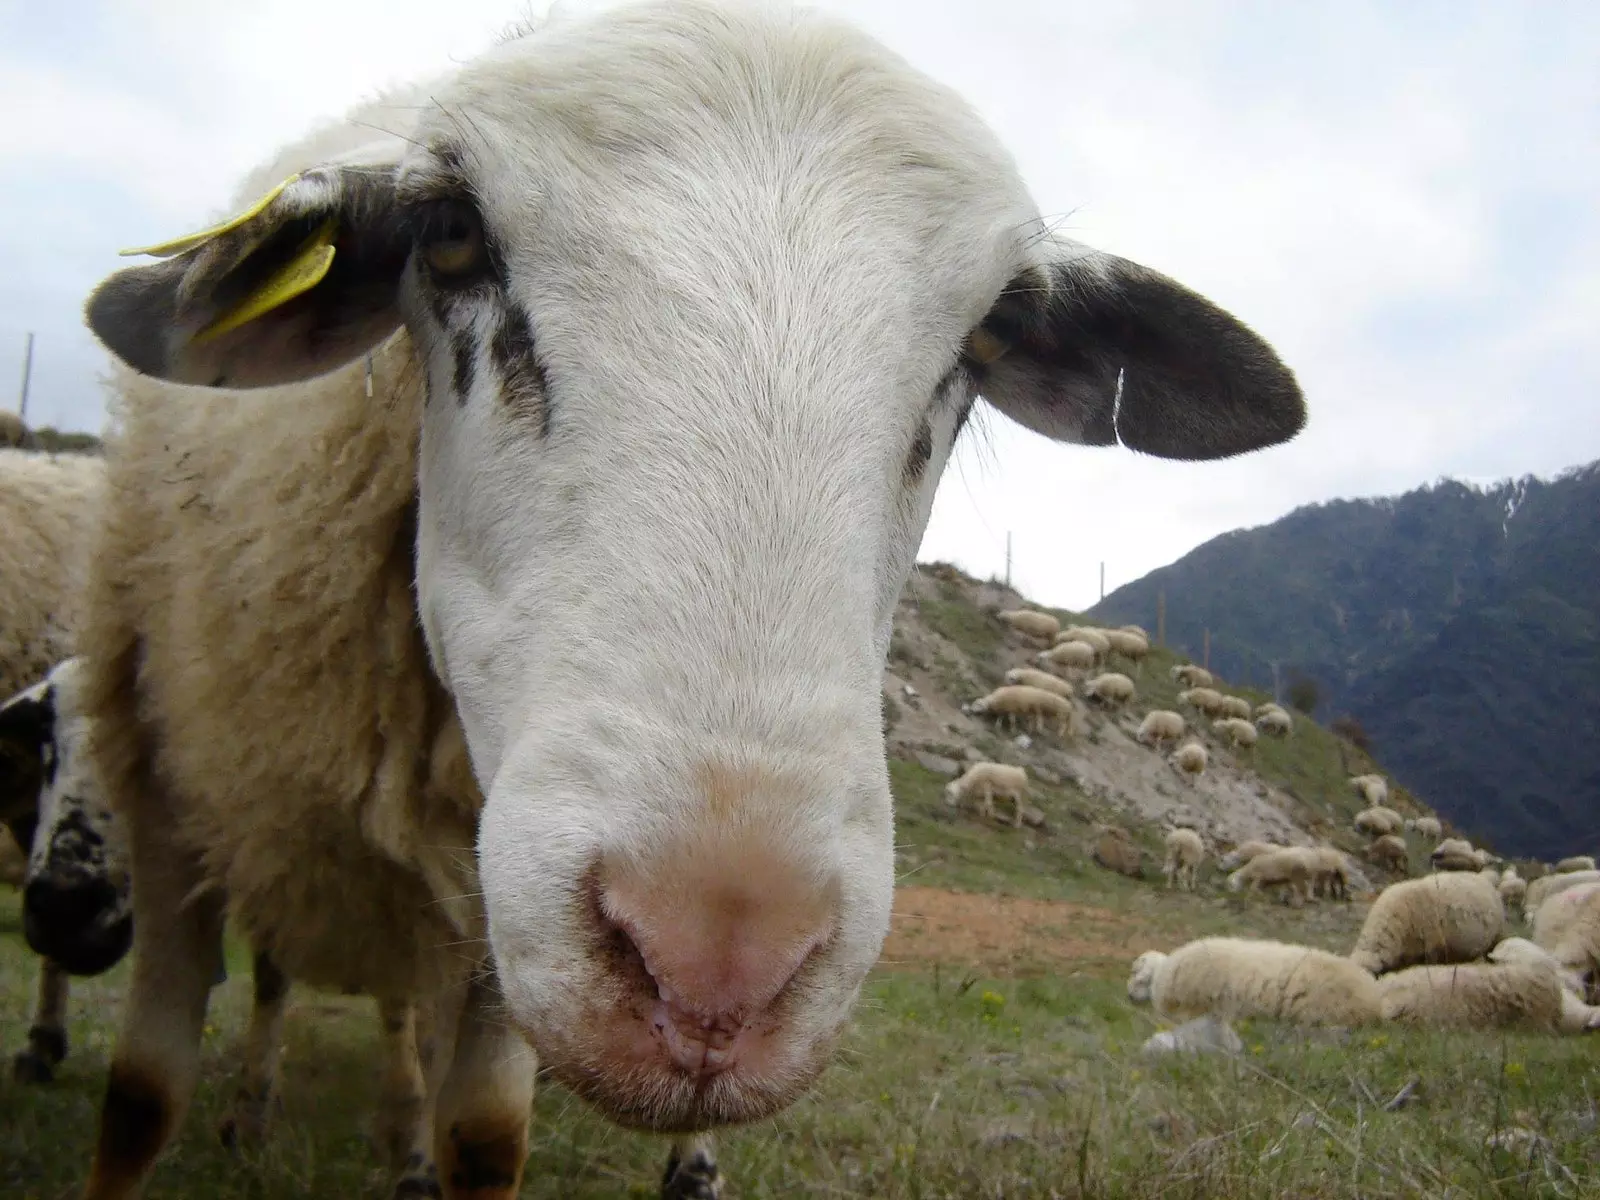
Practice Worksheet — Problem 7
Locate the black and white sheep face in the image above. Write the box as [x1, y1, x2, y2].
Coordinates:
[0, 659, 132, 977]
[82, 0, 1305, 1133]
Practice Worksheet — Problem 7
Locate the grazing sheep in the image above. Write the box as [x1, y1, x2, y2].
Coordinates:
[76, 2, 1306, 1192]
[1170, 664, 1214, 688]
[1377, 961, 1600, 1033]
[1212, 716, 1258, 750]
[1405, 816, 1442, 840]
[1556, 856, 1598, 874]
[1354, 807, 1405, 838]
[1055, 626, 1111, 657]
[1366, 834, 1410, 874]
[943, 762, 1030, 828]
[1349, 774, 1390, 807]
[1497, 865, 1527, 912]
[1136, 709, 1185, 750]
[1306, 847, 1354, 901]
[1228, 849, 1312, 906]
[1254, 707, 1293, 737]
[1163, 828, 1205, 891]
[969, 685, 1078, 738]
[1430, 837, 1483, 872]
[1169, 740, 1209, 782]
[1525, 869, 1600, 915]
[996, 609, 1059, 642]
[1002, 667, 1073, 699]
[1117, 625, 1149, 641]
[1128, 938, 1382, 1026]
[1348, 872, 1506, 975]
[1217, 695, 1252, 721]
[1177, 686, 1227, 717]
[1036, 640, 1097, 673]
[1103, 629, 1149, 668]
[1531, 883, 1600, 984]
[1217, 840, 1279, 871]
[1082, 672, 1135, 708]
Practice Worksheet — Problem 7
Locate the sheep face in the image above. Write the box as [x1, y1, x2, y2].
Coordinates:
[83, 1, 1305, 1132]
[0, 660, 132, 978]
[1127, 951, 1165, 1004]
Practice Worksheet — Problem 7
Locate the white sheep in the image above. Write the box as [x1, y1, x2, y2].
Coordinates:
[1254, 707, 1293, 737]
[1306, 846, 1354, 901]
[1429, 837, 1483, 872]
[969, 685, 1078, 738]
[1488, 937, 1589, 999]
[1163, 828, 1205, 891]
[1525, 869, 1600, 914]
[1377, 961, 1600, 1033]
[1082, 672, 1135, 708]
[1002, 667, 1073, 699]
[1212, 716, 1258, 750]
[1228, 848, 1312, 906]
[1555, 855, 1598, 874]
[1531, 882, 1600, 985]
[1217, 840, 1279, 871]
[1354, 806, 1405, 838]
[1497, 865, 1527, 912]
[1054, 626, 1110, 661]
[1117, 624, 1149, 640]
[77, 1, 1306, 1191]
[1177, 686, 1228, 717]
[1170, 664, 1214, 688]
[1128, 938, 1382, 1026]
[1136, 709, 1185, 750]
[1103, 628, 1149, 668]
[1348, 774, 1390, 807]
[996, 609, 1059, 642]
[943, 762, 1030, 828]
[1169, 740, 1209, 782]
[1036, 640, 1098, 673]
[1366, 834, 1409, 874]
[1348, 872, 1506, 975]
[1217, 695, 1253, 721]
[1405, 815, 1442, 840]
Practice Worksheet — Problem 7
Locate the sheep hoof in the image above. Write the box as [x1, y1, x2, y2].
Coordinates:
[12, 1048, 55, 1084]
[661, 1143, 723, 1200]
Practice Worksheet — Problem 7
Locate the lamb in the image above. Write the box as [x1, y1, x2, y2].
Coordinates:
[1170, 664, 1214, 688]
[1531, 883, 1600, 983]
[1405, 815, 1442, 840]
[1178, 686, 1228, 717]
[1497, 865, 1527, 912]
[1348, 872, 1506, 975]
[1366, 834, 1410, 873]
[1036, 640, 1098, 673]
[943, 762, 1030, 828]
[1127, 938, 1382, 1026]
[1525, 869, 1600, 914]
[1212, 716, 1258, 750]
[1163, 828, 1205, 891]
[1354, 806, 1405, 838]
[1136, 709, 1185, 750]
[1227, 848, 1312, 906]
[1254, 707, 1293, 737]
[1556, 855, 1598, 874]
[1002, 667, 1073, 699]
[969, 685, 1078, 737]
[1217, 840, 1279, 871]
[1082, 672, 1136, 708]
[1430, 837, 1483, 872]
[1377, 961, 1600, 1033]
[1217, 695, 1253, 721]
[77, 3, 1304, 1193]
[1349, 774, 1390, 807]
[996, 609, 1059, 642]
[1169, 740, 1209, 781]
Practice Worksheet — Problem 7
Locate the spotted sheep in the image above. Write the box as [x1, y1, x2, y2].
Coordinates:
[76, 2, 1306, 1196]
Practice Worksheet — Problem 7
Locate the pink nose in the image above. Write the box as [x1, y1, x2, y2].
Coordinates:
[599, 835, 839, 1077]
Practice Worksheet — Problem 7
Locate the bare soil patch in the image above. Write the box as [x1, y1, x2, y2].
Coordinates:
[882, 885, 1142, 975]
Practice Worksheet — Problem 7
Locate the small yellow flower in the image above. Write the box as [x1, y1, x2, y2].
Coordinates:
[980, 989, 1006, 1008]
[1504, 1061, 1525, 1077]
[1251, 1043, 1264, 1056]
[879, 1091, 892, 1104]
[1366, 1035, 1388, 1049]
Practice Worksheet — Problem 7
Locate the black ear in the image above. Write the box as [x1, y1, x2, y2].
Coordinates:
[84, 166, 411, 389]
[971, 247, 1306, 461]
[0, 682, 55, 825]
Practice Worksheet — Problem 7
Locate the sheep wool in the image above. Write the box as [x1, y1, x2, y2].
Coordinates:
[1531, 882, 1600, 977]
[1525, 869, 1600, 915]
[1002, 667, 1073, 699]
[1163, 828, 1204, 891]
[1128, 937, 1382, 1027]
[1348, 872, 1506, 975]
[1377, 961, 1600, 1033]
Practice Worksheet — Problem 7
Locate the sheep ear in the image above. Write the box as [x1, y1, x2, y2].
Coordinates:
[969, 246, 1307, 461]
[85, 167, 411, 389]
[0, 680, 55, 816]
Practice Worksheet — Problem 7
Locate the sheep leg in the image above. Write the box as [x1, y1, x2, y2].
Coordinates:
[1011, 793, 1024, 829]
[978, 785, 995, 823]
[217, 950, 291, 1149]
[372, 997, 429, 1174]
[660, 1134, 723, 1199]
[433, 966, 538, 1200]
[83, 844, 226, 1200]
[14, 957, 69, 1083]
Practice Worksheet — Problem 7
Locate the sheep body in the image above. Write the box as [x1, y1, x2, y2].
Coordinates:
[996, 609, 1059, 641]
[1349, 774, 1389, 807]
[1254, 707, 1293, 737]
[969, 685, 1077, 737]
[1228, 849, 1311, 905]
[1430, 837, 1481, 872]
[1002, 667, 1073, 698]
[1136, 710, 1185, 749]
[1036, 641, 1096, 672]
[1406, 816, 1442, 840]
[1103, 629, 1149, 664]
[1525, 869, 1600, 914]
[1349, 872, 1506, 975]
[1218, 840, 1279, 870]
[1163, 828, 1204, 891]
[1177, 687, 1226, 717]
[1306, 846, 1353, 901]
[1377, 961, 1600, 1033]
[1366, 834, 1409, 873]
[1212, 716, 1258, 749]
[943, 762, 1030, 827]
[1531, 883, 1600, 978]
[1497, 866, 1526, 910]
[1082, 672, 1135, 708]
[1170, 664, 1213, 688]
[1128, 938, 1381, 1026]
[1556, 855, 1598, 874]
[1354, 806, 1404, 837]
[1217, 696, 1252, 721]
[1489, 937, 1588, 997]
[1169, 740, 1208, 779]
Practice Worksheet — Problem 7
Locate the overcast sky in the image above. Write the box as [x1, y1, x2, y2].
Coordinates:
[3, 0, 1596, 611]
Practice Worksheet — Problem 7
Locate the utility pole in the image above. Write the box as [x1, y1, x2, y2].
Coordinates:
[1098, 561, 1105, 604]
[17, 332, 34, 422]
[1203, 627, 1211, 672]
[1003, 531, 1012, 589]
[1156, 589, 1166, 647]
[1271, 660, 1282, 705]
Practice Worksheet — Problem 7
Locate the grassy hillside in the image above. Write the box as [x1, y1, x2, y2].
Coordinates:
[3, 563, 1594, 1198]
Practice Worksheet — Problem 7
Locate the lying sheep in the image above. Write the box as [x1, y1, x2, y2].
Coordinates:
[1217, 695, 1252, 721]
[1002, 667, 1073, 699]
[1497, 865, 1527, 912]
[1163, 828, 1204, 891]
[1349, 872, 1506, 975]
[1525, 869, 1600, 915]
[1430, 837, 1482, 872]
[1228, 848, 1311, 906]
[1254, 707, 1293, 737]
[1217, 840, 1279, 871]
[1170, 664, 1214, 688]
[969, 685, 1078, 738]
[1489, 937, 1589, 999]
[1136, 709, 1185, 750]
[1169, 740, 1208, 782]
[1349, 774, 1390, 807]
[1405, 815, 1442, 840]
[1128, 938, 1382, 1026]
[1366, 834, 1410, 873]
[943, 762, 1030, 828]
[1377, 961, 1600, 1033]
[1212, 716, 1258, 750]
[1036, 640, 1097, 673]
[1082, 672, 1135, 709]
[1556, 855, 1598, 874]
[996, 609, 1059, 642]
[1177, 686, 1227, 717]
[1531, 883, 1600, 983]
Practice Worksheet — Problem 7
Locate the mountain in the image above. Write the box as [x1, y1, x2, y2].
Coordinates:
[1088, 462, 1600, 860]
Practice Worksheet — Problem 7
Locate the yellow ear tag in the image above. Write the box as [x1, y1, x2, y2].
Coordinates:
[193, 218, 338, 345]
[968, 328, 1008, 364]
[118, 175, 300, 259]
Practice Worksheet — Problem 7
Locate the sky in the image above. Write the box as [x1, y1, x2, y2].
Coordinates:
[2, 0, 1596, 612]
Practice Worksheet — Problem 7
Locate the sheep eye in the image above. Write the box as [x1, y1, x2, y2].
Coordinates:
[416, 200, 487, 280]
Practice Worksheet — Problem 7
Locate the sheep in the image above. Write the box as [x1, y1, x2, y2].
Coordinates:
[1217, 840, 1279, 871]
[77, 3, 1305, 1192]
[1430, 837, 1483, 872]
[1036, 640, 1097, 673]
[1170, 664, 1214, 688]
[1055, 625, 1111, 653]
[1525, 869, 1600, 915]
[1117, 624, 1149, 641]
[996, 609, 1059, 642]
[1169, 740, 1208, 781]
[1136, 709, 1185, 750]
[1212, 716, 1258, 750]
[1556, 855, 1598, 874]
[1128, 938, 1382, 1027]
[1217, 695, 1253, 721]
[1405, 815, 1442, 840]
[1002, 667, 1073, 699]
[969, 685, 1078, 738]
[1377, 961, 1600, 1033]
[1103, 628, 1149, 668]
[1349, 774, 1390, 807]
[1366, 834, 1410, 874]
[1228, 848, 1312, 906]
[1497, 865, 1527, 912]
[1306, 846, 1354, 902]
[1531, 883, 1600, 985]
[943, 762, 1030, 828]
[1348, 872, 1506, 975]
[1489, 936, 1590, 999]
[1082, 672, 1135, 709]
[1253, 707, 1293, 737]
[1354, 806, 1404, 838]
[1163, 828, 1204, 891]
[1177, 686, 1228, 717]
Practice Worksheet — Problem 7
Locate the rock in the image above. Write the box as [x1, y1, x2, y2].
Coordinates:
[913, 750, 961, 777]
[1140, 1016, 1243, 1057]
[1014, 734, 1033, 749]
[902, 683, 919, 698]
[1092, 828, 1143, 878]
[977, 1115, 1034, 1148]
